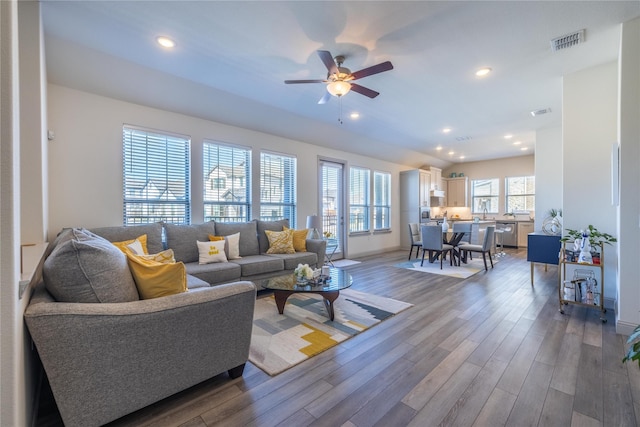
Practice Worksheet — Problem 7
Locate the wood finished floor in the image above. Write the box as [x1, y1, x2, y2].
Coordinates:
[36, 248, 640, 427]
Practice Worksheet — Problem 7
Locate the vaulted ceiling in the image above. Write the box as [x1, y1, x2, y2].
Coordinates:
[41, 1, 640, 167]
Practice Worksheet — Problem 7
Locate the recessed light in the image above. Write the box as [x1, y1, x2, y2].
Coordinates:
[350, 112, 360, 119]
[504, 134, 513, 139]
[475, 67, 492, 77]
[448, 151, 455, 155]
[436, 146, 443, 151]
[521, 147, 528, 151]
[156, 36, 176, 48]
[459, 155, 465, 159]
[442, 128, 451, 133]
[513, 141, 522, 145]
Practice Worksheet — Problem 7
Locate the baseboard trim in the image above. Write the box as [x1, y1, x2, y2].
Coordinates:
[616, 319, 639, 336]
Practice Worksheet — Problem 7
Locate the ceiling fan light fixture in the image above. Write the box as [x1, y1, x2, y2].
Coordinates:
[327, 80, 352, 97]
[156, 36, 176, 48]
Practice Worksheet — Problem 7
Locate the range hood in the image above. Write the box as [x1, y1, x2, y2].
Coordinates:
[430, 189, 445, 198]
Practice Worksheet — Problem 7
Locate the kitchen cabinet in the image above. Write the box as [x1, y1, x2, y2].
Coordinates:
[444, 177, 468, 207]
[429, 167, 443, 191]
[517, 222, 534, 247]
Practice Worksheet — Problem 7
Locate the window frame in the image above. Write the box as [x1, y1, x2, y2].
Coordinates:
[349, 166, 371, 234]
[122, 125, 191, 225]
[202, 140, 252, 223]
[505, 175, 535, 213]
[259, 150, 297, 227]
[372, 170, 391, 232]
[471, 178, 500, 214]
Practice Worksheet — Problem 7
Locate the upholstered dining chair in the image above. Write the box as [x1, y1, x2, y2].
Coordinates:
[457, 225, 495, 271]
[408, 223, 422, 260]
[420, 224, 454, 269]
[452, 222, 473, 264]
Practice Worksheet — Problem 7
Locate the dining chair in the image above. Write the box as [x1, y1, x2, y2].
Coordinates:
[420, 224, 454, 269]
[407, 223, 422, 260]
[457, 225, 495, 271]
[452, 222, 472, 265]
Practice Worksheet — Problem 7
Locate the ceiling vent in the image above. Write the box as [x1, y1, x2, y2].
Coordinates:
[531, 108, 552, 117]
[551, 29, 585, 52]
[455, 136, 472, 141]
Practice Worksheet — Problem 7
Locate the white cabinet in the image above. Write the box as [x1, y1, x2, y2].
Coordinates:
[517, 222, 534, 247]
[444, 177, 468, 207]
[429, 167, 442, 191]
[400, 169, 431, 248]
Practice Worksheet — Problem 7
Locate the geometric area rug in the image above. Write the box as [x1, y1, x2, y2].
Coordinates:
[249, 289, 413, 376]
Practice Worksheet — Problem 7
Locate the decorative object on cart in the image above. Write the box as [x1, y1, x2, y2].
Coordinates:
[576, 230, 593, 264]
[542, 208, 562, 235]
[622, 324, 640, 369]
[306, 215, 322, 239]
[560, 224, 617, 247]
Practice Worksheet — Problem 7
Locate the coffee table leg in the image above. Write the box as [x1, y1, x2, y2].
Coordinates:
[321, 291, 339, 321]
[273, 290, 292, 314]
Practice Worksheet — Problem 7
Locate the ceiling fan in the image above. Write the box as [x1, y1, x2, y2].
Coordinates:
[285, 50, 394, 104]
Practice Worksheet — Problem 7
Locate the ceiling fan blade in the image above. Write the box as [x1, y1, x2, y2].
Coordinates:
[318, 91, 332, 104]
[350, 83, 380, 99]
[350, 61, 394, 80]
[317, 50, 338, 75]
[284, 79, 326, 84]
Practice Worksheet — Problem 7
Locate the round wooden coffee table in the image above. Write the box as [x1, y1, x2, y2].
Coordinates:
[261, 268, 352, 320]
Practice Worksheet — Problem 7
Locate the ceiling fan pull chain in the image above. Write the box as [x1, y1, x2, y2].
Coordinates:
[338, 97, 343, 125]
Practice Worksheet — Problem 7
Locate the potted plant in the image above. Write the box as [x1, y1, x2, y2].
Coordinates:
[560, 224, 617, 247]
[623, 324, 640, 369]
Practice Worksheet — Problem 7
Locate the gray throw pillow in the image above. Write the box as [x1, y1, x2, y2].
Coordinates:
[43, 229, 139, 303]
[91, 222, 164, 254]
[164, 222, 217, 263]
[214, 221, 260, 256]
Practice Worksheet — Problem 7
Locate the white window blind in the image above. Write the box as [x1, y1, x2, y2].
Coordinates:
[506, 176, 535, 212]
[373, 171, 391, 230]
[122, 126, 190, 225]
[471, 178, 499, 214]
[260, 152, 296, 226]
[349, 167, 370, 233]
[203, 141, 251, 222]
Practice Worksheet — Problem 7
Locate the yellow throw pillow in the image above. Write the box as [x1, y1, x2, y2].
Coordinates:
[284, 227, 308, 252]
[208, 234, 225, 241]
[112, 234, 149, 255]
[126, 253, 186, 300]
[197, 240, 228, 264]
[136, 248, 176, 264]
[265, 229, 295, 254]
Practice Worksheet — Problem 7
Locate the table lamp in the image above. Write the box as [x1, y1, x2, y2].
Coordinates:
[306, 215, 322, 239]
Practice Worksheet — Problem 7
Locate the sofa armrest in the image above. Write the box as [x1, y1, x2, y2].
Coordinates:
[25, 281, 256, 427]
[305, 238, 327, 268]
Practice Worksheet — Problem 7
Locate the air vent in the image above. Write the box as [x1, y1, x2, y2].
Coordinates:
[531, 108, 552, 117]
[551, 29, 585, 52]
[455, 136, 472, 141]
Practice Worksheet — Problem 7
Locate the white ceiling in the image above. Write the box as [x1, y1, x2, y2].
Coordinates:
[41, 1, 640, 168]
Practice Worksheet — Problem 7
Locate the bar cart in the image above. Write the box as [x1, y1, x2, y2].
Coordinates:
[558, 241, 606, 322]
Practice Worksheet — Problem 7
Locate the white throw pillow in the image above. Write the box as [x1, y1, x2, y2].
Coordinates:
[126, 239, 145, 255]
[226, 232, 242, 259]
[197, 240, 228, 264]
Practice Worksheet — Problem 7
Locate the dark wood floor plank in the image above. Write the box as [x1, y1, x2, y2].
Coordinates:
[538, 387, 574, 427]
[506, 360, 554, 426]
[573, 343, 603, 421]
[495, 331, 545, 396]
[471, 387, 518, 427]
[603, 369, 636, 427]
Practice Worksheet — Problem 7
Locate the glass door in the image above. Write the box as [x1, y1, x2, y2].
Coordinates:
[319, 160, 344, 260]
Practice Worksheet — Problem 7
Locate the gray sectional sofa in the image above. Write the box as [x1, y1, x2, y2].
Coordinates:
[24, 219, 325, 427]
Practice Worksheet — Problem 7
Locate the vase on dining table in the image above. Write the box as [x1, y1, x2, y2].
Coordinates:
[441, 217, 448, 232]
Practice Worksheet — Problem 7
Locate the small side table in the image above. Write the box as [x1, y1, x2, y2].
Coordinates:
[324, 238, 339, 266]
[527, 232, 561, 286]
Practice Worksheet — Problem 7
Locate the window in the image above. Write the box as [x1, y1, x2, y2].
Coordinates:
[203, 141, 251, 222]
[349, 167, 370, 233]
[260, 152, 296, 225]
[471, 178, 499, 214]
[506, 176, 535, 212]
[373, 171, 391, 230]
[122, 126, 190, 225]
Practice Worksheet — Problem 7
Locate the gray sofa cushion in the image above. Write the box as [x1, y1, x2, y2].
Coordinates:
[186, 274, 210, 289]
[165, 222, 217, 263]
[231, 255, 284, 277]
[91, 222, 164, 254]
[266, 252, 318, 270]
[43, 229, 139, 303]
[256, 219, 290, 253]
[214, 221, 259, 256]
[184, 261, 242, 285]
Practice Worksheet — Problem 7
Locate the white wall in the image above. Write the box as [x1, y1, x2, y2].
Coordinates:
[563, 61, 619, 310]
[534, 126, 563, 231]
[617, 17, 640, 331]
[47, 84, 407, 258]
